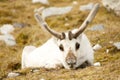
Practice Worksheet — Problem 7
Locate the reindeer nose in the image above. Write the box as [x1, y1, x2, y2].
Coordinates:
[66, 50, 77, 68]
[66, 58, 76, 65]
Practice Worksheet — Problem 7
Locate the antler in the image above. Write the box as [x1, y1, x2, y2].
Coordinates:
[73, 3, 99, 38]
[35, 3, 99, 40]
[34, 13, 65, 40]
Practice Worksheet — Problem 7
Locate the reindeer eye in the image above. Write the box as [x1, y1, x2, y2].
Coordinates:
[59, 44, 64, 51]
[76, 42, 80, 50]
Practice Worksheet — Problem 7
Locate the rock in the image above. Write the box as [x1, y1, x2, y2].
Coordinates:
[101, 0, 120, 16]
[0, 24, 14, 34]
[93, 44, 102, 51]
[106, 49, 109, 53]
[64, 23, 70, 26]
[113, 42, 120, 50]
[0, 34, 16, 46]
[32, 0, 49, 5]
[7, 72, 20, 78]
[41, 6, 72, 19]
[72, 1, 78, 5]
[79, 3, 94, 11]
[65, 18, 68, 21]
[0, 24, 16, 46]
[89, 24, 104, 31]
[94, 62, 101, 67]
[109, 41, 113, 44]
[40, 78, 45, 80]
[13, 23, 27, 28]
[31, 68, 40, 73]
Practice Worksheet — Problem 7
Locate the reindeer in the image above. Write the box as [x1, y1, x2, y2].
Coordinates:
[21, 3, 99, 69]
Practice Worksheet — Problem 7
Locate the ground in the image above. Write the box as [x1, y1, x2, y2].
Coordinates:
[0, 0, 120, 80]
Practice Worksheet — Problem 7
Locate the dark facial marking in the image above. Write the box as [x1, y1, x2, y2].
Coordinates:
[59, 44, 64, 51]
[75, 42, 80, 50]
[68, 31, 73, 40]
[66, 50, 77, 67]
[61, 32, 66, 40]
[86, 20, 90, 25]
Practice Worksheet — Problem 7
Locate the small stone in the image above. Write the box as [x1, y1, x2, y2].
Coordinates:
[79, 3, 94, 11]
[13, 23, 27, 28]
[31, 68, 40, 73]
[65, 18, 68, 21]
[40, 78, 45, 80]
[0, 34, 16, 46]
[102, 32, 105, 34]
[64, 23, 70, 26]
[41, 6, 73, 19]
[113, 42, 120, 50]
[106, 49, 109, 53]
[89, 24, 104, 31]
[109, 41, 113, 44]
[7, 72, 20, 78]
[32, 0, 49, 5]
[94, 62, 101, 67]
[0, 24, 14, 34]
[72, 1, 78, 5]
[93, 44, 102, 51]
[32, 69, 39, 73]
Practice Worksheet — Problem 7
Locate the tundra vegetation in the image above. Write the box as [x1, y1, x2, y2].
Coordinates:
[0, 0, 120, 80]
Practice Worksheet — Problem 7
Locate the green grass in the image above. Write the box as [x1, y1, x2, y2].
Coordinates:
[0, 0, 120, 80]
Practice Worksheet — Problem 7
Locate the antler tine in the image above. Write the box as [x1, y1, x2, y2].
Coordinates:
[34, 13, 65, 39]
[73, 3, 99, 38]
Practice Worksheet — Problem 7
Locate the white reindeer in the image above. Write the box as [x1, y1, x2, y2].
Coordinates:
[21, 3, 99, 69]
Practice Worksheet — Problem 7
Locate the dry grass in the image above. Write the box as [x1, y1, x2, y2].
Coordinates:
[0, 0, 120, 80]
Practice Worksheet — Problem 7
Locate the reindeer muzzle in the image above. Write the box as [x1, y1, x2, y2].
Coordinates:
[65, 50, 77, 69]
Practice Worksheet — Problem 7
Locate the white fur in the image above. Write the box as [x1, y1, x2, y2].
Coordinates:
[21, 29, 94, 69]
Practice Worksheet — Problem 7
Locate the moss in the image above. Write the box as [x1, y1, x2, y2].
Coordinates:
[0, 0, 8, 2]
[16, 33, 29, 45]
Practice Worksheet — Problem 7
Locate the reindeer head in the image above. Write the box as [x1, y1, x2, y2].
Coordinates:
[34, 3, 99, 69]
